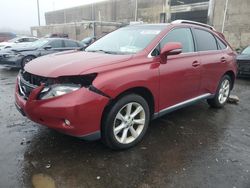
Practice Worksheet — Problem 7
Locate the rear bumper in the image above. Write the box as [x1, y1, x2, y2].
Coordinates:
[15, 81, 110, 140]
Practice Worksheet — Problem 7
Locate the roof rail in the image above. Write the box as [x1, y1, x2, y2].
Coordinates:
[171, 20, 216, 31]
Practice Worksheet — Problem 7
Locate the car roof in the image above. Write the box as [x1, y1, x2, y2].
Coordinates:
[126, 23, 170, 30]
[44, 38, 79, 43]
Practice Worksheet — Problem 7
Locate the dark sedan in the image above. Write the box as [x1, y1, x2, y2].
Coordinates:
[237, 46, 250, 77]
[0, 38, 83, 69]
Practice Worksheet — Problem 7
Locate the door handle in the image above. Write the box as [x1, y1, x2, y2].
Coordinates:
[221, 57, 227, 63]
[192, 61, 200, 67]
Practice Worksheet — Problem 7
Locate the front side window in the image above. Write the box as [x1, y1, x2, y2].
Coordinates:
[160, 28, 195, 53]
[194, 29, 218, 51]
[86, 26, 165, 54]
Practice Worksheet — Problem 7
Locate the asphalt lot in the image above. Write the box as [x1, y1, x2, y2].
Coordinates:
[0, 68, 250, 188]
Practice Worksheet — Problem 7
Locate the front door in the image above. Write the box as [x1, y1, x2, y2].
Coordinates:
[158, 27, 201, 111]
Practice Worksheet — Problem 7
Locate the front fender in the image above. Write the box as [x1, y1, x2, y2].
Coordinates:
[92, 62, 160, 112]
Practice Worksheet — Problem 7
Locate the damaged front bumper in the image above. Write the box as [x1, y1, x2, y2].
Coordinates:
[15, 74, 110, 140]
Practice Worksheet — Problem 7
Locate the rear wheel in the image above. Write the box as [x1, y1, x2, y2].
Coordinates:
[102, 94, 150, 150]
[207, 75, 231, 108]
[21, 56, 35, 69]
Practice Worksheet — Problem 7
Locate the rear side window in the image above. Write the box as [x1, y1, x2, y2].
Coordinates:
[216, 37, 227, 49]
[49, 40, 64, 48]
[64, 40, 79, 47]
[160, 28, 195, 53]
[194, 29, 218, 51]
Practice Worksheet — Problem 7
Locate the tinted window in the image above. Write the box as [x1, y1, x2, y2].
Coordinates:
[49, 40, 64, 48]
[64, 40, 79, 47]
[20, 38, 30, 42]
[160, 28, 195, 53]
[194, 29, 218, 51]
[216, 37, 227, 49]
[28, 38, 37, 42]
[241, 46, 250, 55]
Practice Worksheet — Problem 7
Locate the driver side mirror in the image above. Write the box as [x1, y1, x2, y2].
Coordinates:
[44, 45, 52, 50]
[161, 42, 182, 56]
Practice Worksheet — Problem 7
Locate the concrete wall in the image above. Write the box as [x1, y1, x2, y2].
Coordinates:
[41, 0, 250, 48]
[45, 0, 165, 25]
[31, 22, 123, 41]
[213, 0, 250, 49]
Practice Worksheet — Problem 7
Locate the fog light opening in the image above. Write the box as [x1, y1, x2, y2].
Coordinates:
[64, 119, 71, 126]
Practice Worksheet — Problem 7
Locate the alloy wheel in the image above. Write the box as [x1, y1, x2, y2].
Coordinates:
[113, 102, 146, 144]
[218, 79, 230, 104]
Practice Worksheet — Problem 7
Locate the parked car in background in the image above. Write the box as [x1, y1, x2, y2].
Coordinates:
[237, 45, 250, 77]
[45, 33, 69, 38]
[15, 20, 237, 149]
[0, 32, 16, 42]
[0, 36, 38, 50]
[0, 38, 83, 69]
[81, 36, 96, 48]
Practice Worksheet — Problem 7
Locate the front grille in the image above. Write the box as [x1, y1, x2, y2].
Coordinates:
[238, 60, 250, 69]
[22, 71, 49, 86]
[18, 77, 37, 100]
[18, 71, 49, 100]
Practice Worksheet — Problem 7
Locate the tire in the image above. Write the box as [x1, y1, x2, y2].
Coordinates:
[207, 75, 232, 108]
[21, 56, 35, 69]
[101, 94, 150, 150]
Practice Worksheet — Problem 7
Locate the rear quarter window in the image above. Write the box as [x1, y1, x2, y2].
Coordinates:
[216, 37, 227, 49]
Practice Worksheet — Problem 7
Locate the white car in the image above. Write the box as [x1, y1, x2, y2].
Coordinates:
[0, 37, 38, 50]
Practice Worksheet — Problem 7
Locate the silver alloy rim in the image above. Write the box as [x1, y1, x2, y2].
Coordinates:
[218, 79, 230, 104]
[113, 102, 146, 144]
[24, 57, 33, 64]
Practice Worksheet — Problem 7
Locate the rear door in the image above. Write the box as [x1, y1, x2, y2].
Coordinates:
[63, 40, 80, 50]
[193, 28, 227, 94]
[158, 27, 202, 110]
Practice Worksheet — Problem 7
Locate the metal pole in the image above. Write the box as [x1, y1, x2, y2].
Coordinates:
[166, 0, 171, 22]
[37, 0, 41, 26]
[207, 0, 215, 25]
[222, 0, 229, 33]
[135, 0, 138, 21]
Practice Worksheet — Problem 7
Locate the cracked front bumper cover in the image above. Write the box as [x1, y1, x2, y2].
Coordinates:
[15, 80, 110, 139]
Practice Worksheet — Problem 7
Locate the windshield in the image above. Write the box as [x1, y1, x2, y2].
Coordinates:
[29, 39, 49, 48]
[241, 46, 250, 55]
[85, 25, 165, 54]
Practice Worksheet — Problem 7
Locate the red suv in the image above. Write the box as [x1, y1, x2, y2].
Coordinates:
[15, 20, 237, 149]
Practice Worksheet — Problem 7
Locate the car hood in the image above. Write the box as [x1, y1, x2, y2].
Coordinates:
[25, 51, 132, 77]
[0, 42, 14, 49]
[0, 42, 13, 46]
[237, 54, 250, 60]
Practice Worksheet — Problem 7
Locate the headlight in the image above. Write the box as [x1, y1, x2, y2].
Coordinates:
[40, 84, 80, 100]
[3, 53, 20, 58]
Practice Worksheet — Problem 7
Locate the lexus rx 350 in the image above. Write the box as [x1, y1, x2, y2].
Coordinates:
[15, 20, 237, 149]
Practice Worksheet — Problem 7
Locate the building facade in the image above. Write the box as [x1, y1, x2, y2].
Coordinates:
[33, 0, 250, 48]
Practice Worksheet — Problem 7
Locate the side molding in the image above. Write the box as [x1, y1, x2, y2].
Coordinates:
[153, 93, 214, 119]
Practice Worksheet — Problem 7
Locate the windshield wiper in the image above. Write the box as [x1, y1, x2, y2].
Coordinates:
[86, 50, 120, 54]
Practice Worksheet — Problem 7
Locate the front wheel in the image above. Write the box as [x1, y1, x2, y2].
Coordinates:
[21, 56, 35, 69]
[101, 94, 150, 150]
[207, 75, 232, 108]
